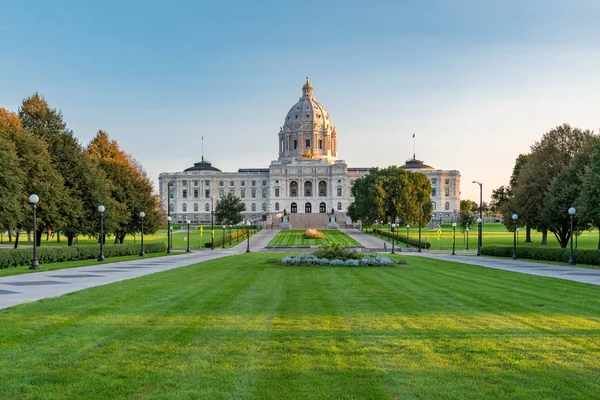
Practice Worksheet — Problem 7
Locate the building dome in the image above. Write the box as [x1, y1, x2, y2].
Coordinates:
[399, 157, 434, 171]
[184, 157, 221, 172]
[278, 77, 338, 163]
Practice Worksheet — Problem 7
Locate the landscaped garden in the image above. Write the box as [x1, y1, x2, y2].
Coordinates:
[0, 253, 598, 399]
[267, 229, 360, 247]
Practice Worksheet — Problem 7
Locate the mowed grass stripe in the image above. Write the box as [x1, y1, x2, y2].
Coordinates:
[0, 254, 599, 399]
[267, 230, 360, 247]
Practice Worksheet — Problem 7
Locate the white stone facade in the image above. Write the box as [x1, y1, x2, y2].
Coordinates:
[158, 79, 460, 224]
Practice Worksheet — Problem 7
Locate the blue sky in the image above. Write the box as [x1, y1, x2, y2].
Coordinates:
[1, 0, 599, 202]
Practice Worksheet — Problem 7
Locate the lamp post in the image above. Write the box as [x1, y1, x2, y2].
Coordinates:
[391, 223, 396, 254]
[229, 224, 232, 245]
[246, 221, 251, 253]
[452, 222, 457, 255]
[418, 216, 422, 253]
[406, 224, 410, 248]
[236, 224, 239, 242]
[210, 197, 215, 250]
[29, 194, 40, 269]
[516, 228, 519, 246]
[568, 207, 576, 265]
[465, 227, 469, 250]
[476, 217, 482, 256]
[473, 181, 483, 255]
[186, 219, 191, 252]
[167, 181, 173, 250]
[139, 211, 146, 256]
[98, 205, 106, 262]
[222, 225, 226, 249]
[512, 213, 518, 259]
[166, 216, 171, 253]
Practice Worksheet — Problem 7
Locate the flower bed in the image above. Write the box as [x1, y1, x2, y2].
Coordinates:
[272, 253, 398, 267]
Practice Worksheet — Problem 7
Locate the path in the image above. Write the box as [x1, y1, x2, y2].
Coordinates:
[0, 250, 239, 310]
[418, 254, 600, 286]
[229, 229, 280, 252]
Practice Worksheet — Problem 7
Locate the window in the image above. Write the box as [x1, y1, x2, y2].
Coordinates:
[252, 180, 256, 186]
[230, 181, 234, 186]
[275, 202, 280, 211]
[169, 204, 174, 212]
[262, 189, 267, 198]
[318, 139, 322, 150]
[219, 189, 224, 198]
[182, 189, 187, 198]
[205, 203, 210, 211]
[262, 203, 267, 212]
[206, 190, 210, 198]
[241, 181, 245, 186]
[219, 180, 224, 186]
[293, 140, 297, 150]
[319, 181, 327, 196]
[445, 179, 449, 184]
[194, 203, 198, 212]
[304, 181, 312, 197]
[431, 178, 437, 185]
[194, 180, 199, 186]
[290, 181, 298, 197]
[169, 188, 174, 199]
[230, 189, 235, 196]
[445, 187, 450, 196]
[432, 188, 436, 197]
[337, 187, 342, 197]
[182, 180, 187, 186]
[205, 180, 210, 186]
[445, 202, 450, 210]
[182, 203, 187, 212]
[251, 203, 256, 211]
[262, 180, 267, 186]
[275, 188, 280, 197]
[241, 189, 246, 198]
[194, 189, 199, 198]
[337, 202, 342, 211]
[251, 189, 256, 198]
[305, 139, 310, 149]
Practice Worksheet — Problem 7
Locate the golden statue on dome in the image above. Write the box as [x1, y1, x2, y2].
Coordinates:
[301, 148, 314, 159]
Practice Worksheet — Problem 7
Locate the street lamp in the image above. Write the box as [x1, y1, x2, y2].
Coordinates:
[516, 228, 519, 246]
[406, 224, 410, 248]
[29, 194, 40, 269]
[139, 211, 146, 256]
[186, 219, 191, 252]
[512, 213, 518, 259]
[210, 197, 214, 250]
[246, 221, 251, 253]
[476, 217, 482, 256]
[166, 216, 171, 253]
[465, 227, 469, 250]
[418, 214, 422, 253]
[222, 225, 226, 249]
[568, 207, 576, 265]
[473, 181, 483, 254]
[98, 205, 106, 262]
[452, 222, 457, 255]
[391, 223, 396, 254]
[229, 224, 232, 245]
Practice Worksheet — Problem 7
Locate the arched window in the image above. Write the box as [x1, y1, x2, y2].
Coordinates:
[445, 202, 450, 210]
[304, 181, 312, 197]
[275, 202, 280, 211]
[194, 203, 198, 212]
[182, 203, 187, 212]
[290, 181, 298, 197]
[337, 202, 342, 211]
[319, 202, 326, 213]
[205, 203, 210, 211]
[318, 181, 327, 196]
[169, 204, 174, 212]
[251, 203, 256, 211]
[305, 202, 312, 213]
[291, 202, 297, 213]
[262, 203, 267, 211]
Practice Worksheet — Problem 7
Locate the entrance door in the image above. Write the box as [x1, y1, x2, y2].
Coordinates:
[291, 203, 297, 213]
[305, 202, 312, 213]
[319, 202, 326, 213]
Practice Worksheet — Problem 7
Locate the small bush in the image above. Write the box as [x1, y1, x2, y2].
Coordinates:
[305, 229, 325, 239]
[373, 228, 431, 249]
[481, 245, 600, 265]
[274, 253, 395, 267]
[314, 243, 361, 260]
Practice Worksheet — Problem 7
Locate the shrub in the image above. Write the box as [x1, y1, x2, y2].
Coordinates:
[373, 228, 431, 249]
[481, 245, 600, 265]
[0, 242, 166, 269]
[274, 253, 395, 267]
[305, 229, 325, 239]
[314, 243, 360, 260]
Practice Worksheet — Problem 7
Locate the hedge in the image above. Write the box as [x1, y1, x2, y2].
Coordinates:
[204, 229, 248, 248]
[0, 242, 166, 269]
[373, 228, 431, 249]
[481, 245, 600, 266]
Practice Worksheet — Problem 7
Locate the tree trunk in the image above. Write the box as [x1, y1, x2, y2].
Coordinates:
[597, 226, 600, 250]
[525, 226, 532, 242]
[46, 227, 51, 241]
[57, 231, 61, 243]
[541, 229, 547, 245]
[67, 234, 75, 246]
[8, 230, 12, 243]
[14, 232, 19, 249]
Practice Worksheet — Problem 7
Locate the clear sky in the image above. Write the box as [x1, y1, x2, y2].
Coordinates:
[1, 0, 598, 203]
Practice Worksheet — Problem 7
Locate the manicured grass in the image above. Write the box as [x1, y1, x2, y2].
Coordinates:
[267, 230, 360, 246]
[0, 252, 185, 278]
[0, 254, 598, 399]
[367, 222, 600, 250]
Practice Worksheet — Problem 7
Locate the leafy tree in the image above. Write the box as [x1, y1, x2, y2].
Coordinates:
[215, 193, 246, 225]
[347, 170, 384, 226]
[578, 143, 600, 249]
[0, 109, 25, 235]
[457, 211, 474, 231]
[460, 200, 472, 213]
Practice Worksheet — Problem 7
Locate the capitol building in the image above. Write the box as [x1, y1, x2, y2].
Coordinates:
[159, 78, 460, 228]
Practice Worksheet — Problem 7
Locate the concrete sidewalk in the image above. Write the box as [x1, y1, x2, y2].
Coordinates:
[417, 253, 600, 286]
[0, 250, 239, 310]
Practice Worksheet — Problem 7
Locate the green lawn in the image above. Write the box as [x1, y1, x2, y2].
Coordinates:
[367, 222, 600, 250]
[0, 251, 185, 278]
[267, 230, 360, 246]
[0, 254, 598, 399]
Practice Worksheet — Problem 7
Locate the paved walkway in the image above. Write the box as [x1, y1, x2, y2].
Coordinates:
[342, 228, 389, 250]
[229, 229, 280, 252]
[418, 254, 600, 286]
[0, 250, 239, 310]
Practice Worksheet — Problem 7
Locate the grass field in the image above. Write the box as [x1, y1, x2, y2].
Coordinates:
[368, 222, 600, 250]
[267, 230, 360, 246]
[0, 252, 185, 278]
[0, 254, 598, 399]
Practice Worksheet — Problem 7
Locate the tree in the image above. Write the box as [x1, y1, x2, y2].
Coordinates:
[578, 143, 600, 249]
[347, 170, 384, 226]
[457, 211, 474, 231]
[460, 200, 472, 213]
[215, 193, 246, 225]
[0, 109, 25, 235]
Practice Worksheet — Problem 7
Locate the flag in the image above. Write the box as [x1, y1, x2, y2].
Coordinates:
[200, 226, 203, 235]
